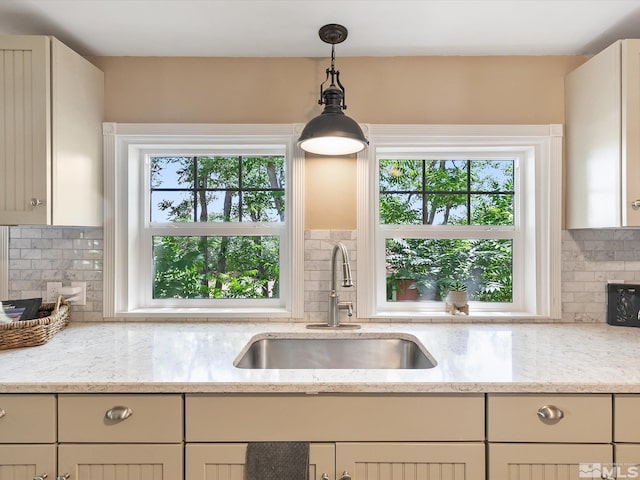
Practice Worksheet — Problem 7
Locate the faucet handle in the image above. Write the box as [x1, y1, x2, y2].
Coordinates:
[338, 301, 353, 317]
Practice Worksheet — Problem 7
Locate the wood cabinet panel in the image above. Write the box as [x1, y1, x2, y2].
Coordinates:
[186, 443, 334, 480]
[0, 35, 49, 224]
[58, 444, 182, 480]
[0, 444, 55, 480]
[337, 442, 485, 480]
[489, 443, 612, 480]
[614, 394, 640, 442]
[0, 394, 56, 443]
[0, 34, 103, 226]
[186, 394, 484, 442]
[58, 394, 183, 443]
[487, 394, 611, 443]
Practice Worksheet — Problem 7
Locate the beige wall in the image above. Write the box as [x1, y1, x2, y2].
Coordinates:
[91, 55, 585, 229]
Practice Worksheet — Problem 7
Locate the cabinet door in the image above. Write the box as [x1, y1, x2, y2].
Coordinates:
[185, 443, 334, 480]
[615, 444, 640, 472]
[489, 443, 612, 480]
[622, 39, 640, 227]
[336, 442, 484, 480]
[0, 35, 50, 224]
[0, 444, 55, 480]
[58, 444, 182, 480]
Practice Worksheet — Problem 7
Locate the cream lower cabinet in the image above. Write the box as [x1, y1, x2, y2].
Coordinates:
[614, 395, 640, 475]
[488, 394, 613, 480]
[57, 394, 184, 480]
[0, 394, 57, 480]
[186, 443, 334, 480]
[185, 394, 486, 480]
[187, 442, 484, 480]
[0, 445, 55, 480]
[58, 444, 182, 480]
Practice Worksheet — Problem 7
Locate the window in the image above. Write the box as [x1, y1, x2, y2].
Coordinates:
[357, 125, 562, 319]
[103, 124, 303, 318]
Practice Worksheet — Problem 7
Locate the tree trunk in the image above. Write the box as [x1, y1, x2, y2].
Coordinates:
[214, 191, 233, 292]
[266, 161, 284, 221]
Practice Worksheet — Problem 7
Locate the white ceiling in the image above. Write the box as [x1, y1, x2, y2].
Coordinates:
[1, 0, 640, 57]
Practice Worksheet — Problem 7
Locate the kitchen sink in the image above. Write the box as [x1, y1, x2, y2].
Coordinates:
[234, 333, 437, 369]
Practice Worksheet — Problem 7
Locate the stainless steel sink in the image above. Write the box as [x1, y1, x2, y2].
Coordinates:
[234, 333, 437, 369]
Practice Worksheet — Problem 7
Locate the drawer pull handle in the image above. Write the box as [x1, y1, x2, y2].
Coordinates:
[33, 475, 48, 480]
[537, 404, 564, 423]
[339, 471, 351, 480]
[57, 475, 70, 480]
[105, 405, 133, 421]
[0, 408, 5, 419]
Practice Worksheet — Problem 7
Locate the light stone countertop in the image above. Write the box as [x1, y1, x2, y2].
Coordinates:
[0, 321, 638, 394]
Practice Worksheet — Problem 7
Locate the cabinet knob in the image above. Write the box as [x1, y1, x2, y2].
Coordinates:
[339, 471, 351, 480]
[632, 200, 640, 209]
[105, 405, 133, 421]
[0, 408, 5, 419]
[30, 198, 44, 207]
[33, 474, 48, 480]
[56, 475, 70, 480]
[537, 404, 564, 423]
[320, 474, 330, 480]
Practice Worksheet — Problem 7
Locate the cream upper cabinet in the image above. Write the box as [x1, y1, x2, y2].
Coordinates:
[565, 39, 640, 228]
[0, 35, 104, 226]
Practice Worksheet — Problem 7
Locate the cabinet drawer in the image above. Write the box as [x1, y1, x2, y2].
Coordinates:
[615, 395, 640, 442]
[487, 394, 611, 443]
[58, 394, 182, 443]
[0, 394, 56, 443]
[489, 443, 612, 479]
[186, 394, 484, 442]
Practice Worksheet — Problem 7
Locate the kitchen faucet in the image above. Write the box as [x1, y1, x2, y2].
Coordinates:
[307, 242, 360, 329]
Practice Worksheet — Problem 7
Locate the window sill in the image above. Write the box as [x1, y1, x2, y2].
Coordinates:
[115, 307, 293, 320]
[372, 310, 554, 322]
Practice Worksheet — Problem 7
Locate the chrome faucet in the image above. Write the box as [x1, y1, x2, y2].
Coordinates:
[308, 242, 360, 329]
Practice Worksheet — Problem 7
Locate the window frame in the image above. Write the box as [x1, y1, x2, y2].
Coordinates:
[103, 123, 304, 318]
[356, 124, 563, 320]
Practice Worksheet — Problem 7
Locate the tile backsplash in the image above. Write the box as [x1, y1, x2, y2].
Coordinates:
[7, 226, 640, 323]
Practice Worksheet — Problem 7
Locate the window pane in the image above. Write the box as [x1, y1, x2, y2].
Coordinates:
[196, 191, 240, 222]
[242, 156, 286, 189]
[380, 193, 423, 224]
[197, 156, 240, 189]
[424, 159, 467, 191]
[151, 157, 194, 189]
[379, 158, 514, 226]
[471, 194, 514, 226]
[385, 237, 512, 303]
[471, 160, 513, 192]
[379, 159, 422, 191]
[426, 194, 467, 225]
[153, 235, 280, 299]
[150, 155, 285, 224]
[151, 190, 195, 222]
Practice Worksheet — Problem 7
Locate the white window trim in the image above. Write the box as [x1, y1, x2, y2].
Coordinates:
[356, 124, 563, 320]
[103, 123, 305, 319]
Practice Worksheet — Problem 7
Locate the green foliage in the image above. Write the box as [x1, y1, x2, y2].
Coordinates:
[150, 155, 284, 300]
[382, 159, 514, 303]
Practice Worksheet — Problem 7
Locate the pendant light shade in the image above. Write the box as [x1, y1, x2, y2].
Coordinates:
[297, 24, 368, 156]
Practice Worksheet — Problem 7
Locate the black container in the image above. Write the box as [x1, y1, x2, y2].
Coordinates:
[607, 283, 640, 327]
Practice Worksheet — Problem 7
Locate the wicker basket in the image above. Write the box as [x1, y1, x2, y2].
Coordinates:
[0, 297, 70, 350]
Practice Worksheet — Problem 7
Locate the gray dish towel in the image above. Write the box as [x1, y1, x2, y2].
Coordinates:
[245, 442, 310, 480]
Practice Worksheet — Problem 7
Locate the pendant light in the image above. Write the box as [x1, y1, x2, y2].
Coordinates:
[297, 24, 368, 156]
